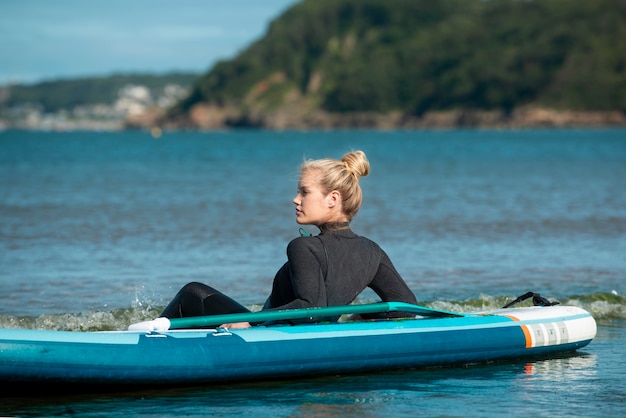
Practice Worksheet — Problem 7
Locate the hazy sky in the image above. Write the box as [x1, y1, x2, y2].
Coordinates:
[0, 0, 299, 85]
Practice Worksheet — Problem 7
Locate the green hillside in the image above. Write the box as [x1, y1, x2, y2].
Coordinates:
[169, 0, 625, 127]
[3, 73, 199, 112]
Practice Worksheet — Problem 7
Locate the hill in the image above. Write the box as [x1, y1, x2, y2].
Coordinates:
[0, 73, 198, 131]
[163, 0, 626, 129]
[2, 73, 199, 112]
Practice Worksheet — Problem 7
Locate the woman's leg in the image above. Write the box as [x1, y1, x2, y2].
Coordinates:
[160, 282, 250, 318]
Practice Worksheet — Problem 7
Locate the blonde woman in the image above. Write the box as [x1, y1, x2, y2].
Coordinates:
[161, 150, 417, 326]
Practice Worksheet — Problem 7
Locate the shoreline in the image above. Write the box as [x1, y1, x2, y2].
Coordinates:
[3, 108, 625, 132]
[156, 105, 626, 131]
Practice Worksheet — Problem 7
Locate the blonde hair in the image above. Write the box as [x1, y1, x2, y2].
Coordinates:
[301, 150, 370, 221]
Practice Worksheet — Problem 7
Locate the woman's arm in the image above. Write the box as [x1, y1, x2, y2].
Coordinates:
[267, 237, 327, 311]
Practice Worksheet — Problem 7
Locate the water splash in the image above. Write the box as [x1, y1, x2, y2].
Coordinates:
[1, 291, 622, 331]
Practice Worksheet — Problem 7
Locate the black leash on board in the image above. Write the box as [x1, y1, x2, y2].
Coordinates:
[502, 291, 560, 309]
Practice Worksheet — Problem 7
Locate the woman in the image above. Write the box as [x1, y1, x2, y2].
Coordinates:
[160, 150, 417, 327]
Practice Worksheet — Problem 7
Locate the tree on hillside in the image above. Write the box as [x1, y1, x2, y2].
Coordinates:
[175, 0, 626, 119]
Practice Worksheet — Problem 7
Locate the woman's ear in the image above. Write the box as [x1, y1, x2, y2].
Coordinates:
[326, 190, 341, 208]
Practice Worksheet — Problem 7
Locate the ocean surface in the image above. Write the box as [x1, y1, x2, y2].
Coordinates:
[1, 128, 625, 416]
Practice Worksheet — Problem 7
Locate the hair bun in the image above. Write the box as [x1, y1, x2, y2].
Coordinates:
[342, 150, 370, 178]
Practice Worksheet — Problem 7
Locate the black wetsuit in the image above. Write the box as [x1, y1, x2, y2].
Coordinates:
[265, 226, 417, 312]
[160, 225, 417, 322]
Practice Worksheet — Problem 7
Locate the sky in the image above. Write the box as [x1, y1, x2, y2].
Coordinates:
[0, 0, 300, 85]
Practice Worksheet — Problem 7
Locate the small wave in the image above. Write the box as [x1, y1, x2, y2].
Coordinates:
[0, 292, 623, 332]
[426, 291, 625, 322]
[0, 306, 164, 332]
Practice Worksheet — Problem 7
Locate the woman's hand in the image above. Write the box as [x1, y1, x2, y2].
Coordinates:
[221, 322, 251, 329]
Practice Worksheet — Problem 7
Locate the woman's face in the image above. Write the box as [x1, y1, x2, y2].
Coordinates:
[293, 169, 336, 226]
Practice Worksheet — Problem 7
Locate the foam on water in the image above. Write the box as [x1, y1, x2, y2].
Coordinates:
[0, 291, 622, 332]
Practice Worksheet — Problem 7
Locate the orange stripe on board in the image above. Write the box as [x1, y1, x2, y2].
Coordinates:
[520, 325, 533, 348]
[501, 315, 532, 348]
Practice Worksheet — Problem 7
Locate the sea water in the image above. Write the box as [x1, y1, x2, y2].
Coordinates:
[1, 128, 625, 416]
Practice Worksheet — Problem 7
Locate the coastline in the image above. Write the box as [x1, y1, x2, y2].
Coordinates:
[3, 106, 625, 132]
[154, 105, 626, 131]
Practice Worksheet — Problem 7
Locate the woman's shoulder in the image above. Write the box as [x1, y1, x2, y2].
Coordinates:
[287, 235, 323, 251]
[349, 232, 381, 247]
[286, 235, 327, 264]
[287, 229, 383, 252]
[323, 230, 385, 253]
[357, 235, 385, 254]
